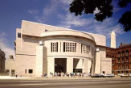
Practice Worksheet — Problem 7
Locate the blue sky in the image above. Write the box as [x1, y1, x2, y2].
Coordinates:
[0, 0, 131, 58]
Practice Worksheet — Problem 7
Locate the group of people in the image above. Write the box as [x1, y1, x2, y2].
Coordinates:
[46, 72, 90, 77]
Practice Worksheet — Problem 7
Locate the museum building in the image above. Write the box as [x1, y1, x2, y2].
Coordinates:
[6, 20, 112, 77]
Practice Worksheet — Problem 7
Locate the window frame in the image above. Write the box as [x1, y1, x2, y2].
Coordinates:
[18, 33, 21, 38]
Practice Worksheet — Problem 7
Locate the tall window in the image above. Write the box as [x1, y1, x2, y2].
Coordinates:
[81, 44, 90, 54]
[18, 33, 21, 38]
[118, 58, 120, 62]
[63, 42, 76, 52]
[51, 42, 58, 52]
[126, 50, 129, 56]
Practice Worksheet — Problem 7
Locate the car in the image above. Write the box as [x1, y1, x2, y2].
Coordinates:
[104, 74, 115, 77]
[91, 74, 104, 78]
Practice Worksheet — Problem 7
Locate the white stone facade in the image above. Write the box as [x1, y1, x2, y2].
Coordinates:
[6, 20, 112, 77]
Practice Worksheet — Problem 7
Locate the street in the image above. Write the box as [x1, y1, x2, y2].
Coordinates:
[0, 78, 130, 88]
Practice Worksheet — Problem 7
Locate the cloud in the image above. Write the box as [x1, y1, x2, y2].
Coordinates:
[58, 12, 124, 39]
[42, 0, 58, 16]
[28, 0, 124, 39]
[28, 9, 39, 15]
[93, 8, 100, 14]
[0, 32, 15, 58]
[59, 0, 72, 5]
[58, 13, 90, 28]
[82, 18, 124, 39]
[54, 1, 124, 38]
[30, 0, 62, 23]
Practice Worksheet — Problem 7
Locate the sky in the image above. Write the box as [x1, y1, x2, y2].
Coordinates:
[0, 0, 131, 58]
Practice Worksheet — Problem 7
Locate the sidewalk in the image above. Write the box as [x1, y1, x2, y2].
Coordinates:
[0, 76, 130, 80]
[0, 76, 30, 79]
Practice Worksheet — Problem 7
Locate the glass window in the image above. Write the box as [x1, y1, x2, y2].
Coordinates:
[126, 65, 128, 69]
[51, 42, 58, 52]
[63, 42, 76, 52]
[118, 58, 120, 62]
[81, 44, 90, 54]
[11, 70, 15, 73]
[28, 69, 33, 74]
[126, 50, 129, 56]
[118, 65, 121, 69]
[18, 33, 21, 38]
[63, 42, 65, 52]
[6, 69, 9, 73]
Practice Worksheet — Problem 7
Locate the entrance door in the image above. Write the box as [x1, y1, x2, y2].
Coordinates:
[55, 58, 66, 73]
[73, 59, 82, 73]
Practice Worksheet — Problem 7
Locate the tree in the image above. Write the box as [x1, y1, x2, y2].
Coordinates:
[69, 0, 131, 31]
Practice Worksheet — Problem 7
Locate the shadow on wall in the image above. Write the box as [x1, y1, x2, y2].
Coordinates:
[43, 45, 47, 76]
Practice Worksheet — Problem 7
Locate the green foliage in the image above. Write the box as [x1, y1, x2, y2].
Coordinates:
[69, 0, 131, 31]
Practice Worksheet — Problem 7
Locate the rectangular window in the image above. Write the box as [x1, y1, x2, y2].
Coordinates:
[18, 33, 21, 38]
[11, 69, 15, 75]
[11, 70, 15, 72]
[126, 57, 128, 62]
[51, 42, 58, 52]
[125, 65, 128, 69]
[82, 45, 87, 53]
[118, 65, 121, 69]
[63, 42, 65, 52]
[6, 69, 9, 73]
[81, 44, 82, 53]
[126, 50, 129, 56]
[63, 42, 76, 52]
[126, 71, 128, 73]
[11, 70, 15, 73]
[28, 69, 33, 74]
[81, 44, 90, 54]
[118, 58, 120, 62]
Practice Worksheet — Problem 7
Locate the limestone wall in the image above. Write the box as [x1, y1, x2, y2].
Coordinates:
[15, 55, 36, 77]
[5, 58, 16, 76]
[87, 32, 106, 46]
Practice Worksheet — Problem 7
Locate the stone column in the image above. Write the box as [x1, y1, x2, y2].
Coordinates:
[91, 59, 95, 76]
[66, 58, 73, 74]
[94, 48, 101, 74]
[82, 58, 88, 73]
[47, 57, 54, 77]
[87, 59, 91, 74]
[35, 44, 44, 77]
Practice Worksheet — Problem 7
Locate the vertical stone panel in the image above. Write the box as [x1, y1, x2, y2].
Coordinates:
[95, 48, 101, 74]
[47, 57, 54, 77]
[35, 45, 43, 77]
[83, 59, 88, 73]
[43, 46, 47, 75]
[66, 58, 73, 74]
[87, 59, 91, 74]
